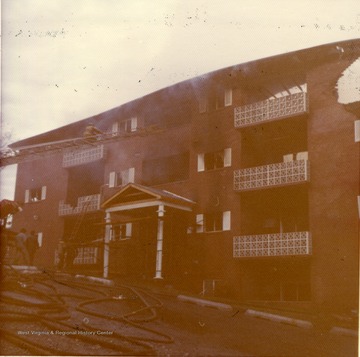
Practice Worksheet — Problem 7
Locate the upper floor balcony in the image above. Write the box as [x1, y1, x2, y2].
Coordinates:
[59, 194, 101, 216]
[234, 155, 309, 192]
[234, 92, 308, 129]
[233, 231, 311, 258]
[63, 145, 105, 168]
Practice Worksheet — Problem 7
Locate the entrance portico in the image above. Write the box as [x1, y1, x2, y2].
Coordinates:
[101, 183, 195, 279]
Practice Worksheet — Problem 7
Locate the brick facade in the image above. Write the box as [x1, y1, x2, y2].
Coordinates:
[10, 39, 360, 310]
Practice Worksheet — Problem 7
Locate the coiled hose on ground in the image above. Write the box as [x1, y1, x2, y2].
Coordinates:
[0, 265, 174, 355]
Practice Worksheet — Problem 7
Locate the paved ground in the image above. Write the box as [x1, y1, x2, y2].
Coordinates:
[0, 268, 358, 356]
[156, 294, 358, 356]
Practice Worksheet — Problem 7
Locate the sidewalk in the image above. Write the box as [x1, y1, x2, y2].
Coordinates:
[176, 294, 358, 337]
[72, 273, 359, 337]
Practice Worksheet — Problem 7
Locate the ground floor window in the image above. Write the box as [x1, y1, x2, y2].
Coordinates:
[240, 261, 311, 301]
[111, 223, 132, 241]
[280, 281, 311, 301]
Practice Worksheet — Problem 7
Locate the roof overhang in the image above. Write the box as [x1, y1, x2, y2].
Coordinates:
[101, 183, 195, 213]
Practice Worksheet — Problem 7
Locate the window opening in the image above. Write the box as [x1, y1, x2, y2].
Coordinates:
[198, 148, 231, 172]
[25, 186, 46, 203]
[205, 212, 223, 232]
[111, 223, 132, 241]
[205, 151, 224, 170]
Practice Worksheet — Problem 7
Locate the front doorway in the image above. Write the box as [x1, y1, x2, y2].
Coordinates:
[101, 183, 195, 282]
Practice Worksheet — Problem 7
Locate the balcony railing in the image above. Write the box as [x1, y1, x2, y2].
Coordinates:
[54, 246, 99, 265]
[233, 231, 311, 258]
[234, 92, 308, 128]
[73, 246, 99, 265]
[234, 160, 309, 191]
[63, 145, 105, 168]
[59, 194, 101, 216]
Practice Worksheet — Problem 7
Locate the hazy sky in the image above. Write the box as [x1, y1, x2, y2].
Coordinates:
[1, 0, 360, 199]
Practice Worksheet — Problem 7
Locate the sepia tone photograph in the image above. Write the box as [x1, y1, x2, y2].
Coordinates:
[0, 1, 359, 356]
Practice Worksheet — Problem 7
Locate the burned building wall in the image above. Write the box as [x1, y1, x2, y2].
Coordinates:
[307, 58, 360, 309]
[8, 40, 360, 311]
[12, 153, 67, 266]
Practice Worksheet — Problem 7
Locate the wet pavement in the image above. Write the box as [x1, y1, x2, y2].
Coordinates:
[0, 267, 358, 356]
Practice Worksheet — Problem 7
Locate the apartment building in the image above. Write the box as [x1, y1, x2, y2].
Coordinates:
[9, 39, 360, 310]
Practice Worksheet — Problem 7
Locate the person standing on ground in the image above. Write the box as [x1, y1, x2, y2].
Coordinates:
[26, 230, 39, 265]
[64, 242, 77, 270]
[15, 228, 29, 265]
[57, 240, 66, 270]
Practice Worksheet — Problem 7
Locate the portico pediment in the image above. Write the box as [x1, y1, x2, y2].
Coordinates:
[101, 183, 195, 212]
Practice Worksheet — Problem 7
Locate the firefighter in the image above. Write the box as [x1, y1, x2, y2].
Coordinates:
[83, 123, 103, 141]
[15, 228, 29, 265]
[26, 230, 39, 265]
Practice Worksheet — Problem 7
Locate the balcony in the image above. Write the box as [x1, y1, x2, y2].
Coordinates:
[234, 92, 308, 128]
[63, 145, 105, 168]
[54, 246, 99, 265]
[234, 159, 309, 192]
[73, 246, 99, 265]
[233, 231, 311, 258]
[59, 194, 101, 216]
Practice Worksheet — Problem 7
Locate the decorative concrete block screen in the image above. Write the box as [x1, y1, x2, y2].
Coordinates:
[73, 246, 98, 265]
[233, 231, 311, 258]
[234, 160, 309, 191]
[54, 246, 99, 266]
[59, 194, 100, 216]
[234, 92, 308, 128]
[63, 145, 105, 168]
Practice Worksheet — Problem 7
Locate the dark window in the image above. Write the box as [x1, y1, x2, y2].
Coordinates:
[25, 186, 46, 203]
[205, 212, 223, 232]
[120, 118, 137, 133]
[120, 119, 132, 133]
[201, 88, 231, 112]
[114, 172, 123, 187]
[111, 224, 127, 241]
[30, 188, 42, 202]
[205, 150, 224, 170]
[142, 152, 189, 186]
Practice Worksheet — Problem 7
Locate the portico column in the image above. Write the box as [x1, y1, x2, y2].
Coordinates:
[103, 211, 111, 278]
[154, 204, 165, 279]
